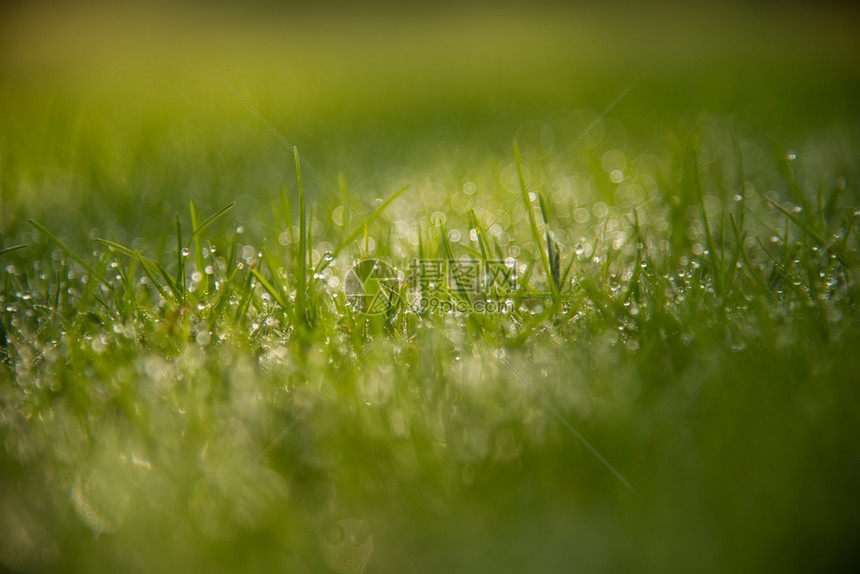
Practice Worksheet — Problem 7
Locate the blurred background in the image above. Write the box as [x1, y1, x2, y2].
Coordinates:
[2, 0, 858, 243]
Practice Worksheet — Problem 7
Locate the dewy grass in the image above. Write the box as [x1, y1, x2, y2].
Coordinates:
[4, 123, 860, 571]
[2, 8, 860, 571]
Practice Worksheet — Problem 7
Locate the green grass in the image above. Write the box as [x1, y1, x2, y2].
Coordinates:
[2, 3, 860, 573]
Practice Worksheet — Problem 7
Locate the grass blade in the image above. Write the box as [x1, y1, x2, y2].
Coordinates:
[95, 239, 180, 301]
[515, 142, 559, 302]
[294, 147, 308, 328]
[189, 198, 208, 296]
[186, 202, 235, 248]
[0, 244, 26, 257]
[28, 219, 111, 289]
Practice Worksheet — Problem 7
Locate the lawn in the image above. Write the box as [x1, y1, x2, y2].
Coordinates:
[1, 2, 859, 573]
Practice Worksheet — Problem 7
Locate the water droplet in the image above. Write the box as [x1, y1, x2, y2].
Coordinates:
[181, 248, 190, 258]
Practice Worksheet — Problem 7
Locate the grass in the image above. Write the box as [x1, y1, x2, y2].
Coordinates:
[2, 3, 860, 573]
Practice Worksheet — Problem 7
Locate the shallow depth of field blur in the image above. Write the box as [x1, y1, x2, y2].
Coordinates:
[1, 1, 860, 573]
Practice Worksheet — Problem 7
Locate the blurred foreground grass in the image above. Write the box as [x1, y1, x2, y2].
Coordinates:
[1, 2, 860, 573]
